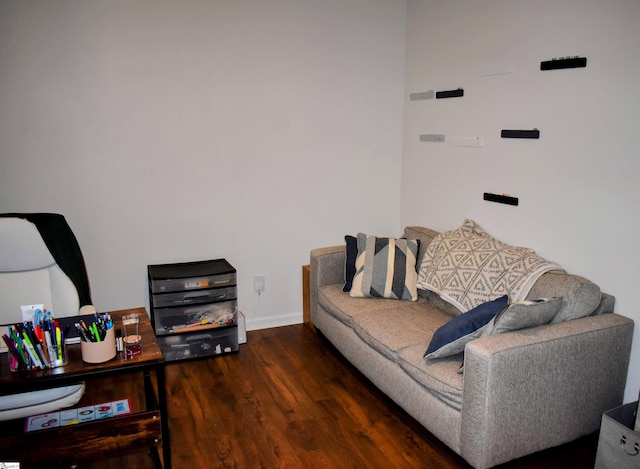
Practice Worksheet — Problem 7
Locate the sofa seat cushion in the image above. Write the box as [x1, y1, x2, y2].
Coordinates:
[319, 284, 404, 327]
[350, 302, 452, 362]
[398, 343, 464, 411]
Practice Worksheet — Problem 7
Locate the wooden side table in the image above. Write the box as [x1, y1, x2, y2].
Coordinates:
[0, 307, 170, 468]
[302, 265, 314, 331]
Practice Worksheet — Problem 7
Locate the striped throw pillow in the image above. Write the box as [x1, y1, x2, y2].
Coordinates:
[350, 233, 419, 301]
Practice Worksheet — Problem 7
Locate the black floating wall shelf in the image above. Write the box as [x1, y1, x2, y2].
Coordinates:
[436, 88, 464, 99]
[484, 193, 519, 206]
[501, 129, 540, 139]
[540, 57, 587, 70]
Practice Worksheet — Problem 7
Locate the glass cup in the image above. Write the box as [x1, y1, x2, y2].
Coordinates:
[122, 313, 142, 358]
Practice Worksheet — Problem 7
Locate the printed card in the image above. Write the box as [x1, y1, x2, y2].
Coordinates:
[25, 398, 133, 432]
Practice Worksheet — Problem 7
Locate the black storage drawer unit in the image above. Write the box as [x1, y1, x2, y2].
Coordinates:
[148, 258, 239, 362]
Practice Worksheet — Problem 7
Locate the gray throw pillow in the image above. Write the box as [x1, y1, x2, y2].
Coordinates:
[482, 297, 563, 336]
[457, 297, 563, 374]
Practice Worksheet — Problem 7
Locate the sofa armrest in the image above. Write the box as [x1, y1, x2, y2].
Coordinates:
[461, 313, 634, 469]
[310, 246, 345, 323]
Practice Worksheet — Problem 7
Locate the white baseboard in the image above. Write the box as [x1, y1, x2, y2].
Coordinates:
[245, 312, 302, 332]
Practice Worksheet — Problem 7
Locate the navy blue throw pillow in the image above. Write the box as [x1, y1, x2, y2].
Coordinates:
[424, 295, 509, 359]
[343, 235, 358, 292]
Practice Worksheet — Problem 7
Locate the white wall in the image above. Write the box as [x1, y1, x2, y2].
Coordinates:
[0, 1, 407, 329]
[402, 0, 640, 401]
[3, 0, 639, 403]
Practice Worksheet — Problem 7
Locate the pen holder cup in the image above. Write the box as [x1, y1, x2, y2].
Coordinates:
[81, 328, 116, 364]
[8, 351, 66, 371]
[48, 347, 67, 369]
[6, 322, 67, 372]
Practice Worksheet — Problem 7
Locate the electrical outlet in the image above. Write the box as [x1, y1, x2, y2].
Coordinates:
[254, 275, 265, 293]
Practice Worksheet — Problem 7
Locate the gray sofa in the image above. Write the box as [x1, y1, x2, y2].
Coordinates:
[310, 225, 634, 469]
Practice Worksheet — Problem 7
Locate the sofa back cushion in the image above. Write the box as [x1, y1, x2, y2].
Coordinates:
[403, 226, 440, 269]
[525, 271, 602, 323]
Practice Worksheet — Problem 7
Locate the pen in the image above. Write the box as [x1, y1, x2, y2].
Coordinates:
[45, 330, 55, 365]
[60, 325, 65, 361]
[75, 323, 90, 342]
[40, 333, 49, 364]
[56, 326, 62, 361]
[21, 330, 45, 369]
[50, 321, 57, 355]
[10, 327, 29, 366]
[3, 334, 26, 369]
[92, 323, 101, 342]
[27, 322, 48, 366]
[21, 323, 41, 364]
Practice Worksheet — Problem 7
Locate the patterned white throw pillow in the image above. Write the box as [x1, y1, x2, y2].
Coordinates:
[417, 219, 563, 312]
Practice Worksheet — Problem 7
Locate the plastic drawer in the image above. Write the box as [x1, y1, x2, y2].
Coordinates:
[157, 326, 239, 362]
[150, 272, 236, 294]
[153, 300, 237, 336]
[152, 285, 237, 308]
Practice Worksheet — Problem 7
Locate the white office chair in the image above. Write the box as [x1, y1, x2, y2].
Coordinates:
[0, 214, 93, 421]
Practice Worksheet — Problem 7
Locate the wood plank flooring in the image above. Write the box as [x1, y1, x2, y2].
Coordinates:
[86, 324, 599, 468]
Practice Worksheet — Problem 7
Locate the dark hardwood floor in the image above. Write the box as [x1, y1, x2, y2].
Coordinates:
[86, 324, 599, 468]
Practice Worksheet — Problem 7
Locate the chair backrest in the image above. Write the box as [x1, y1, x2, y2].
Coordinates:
[0, 217, 80, 324]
